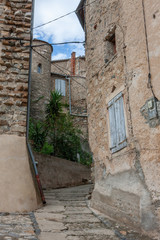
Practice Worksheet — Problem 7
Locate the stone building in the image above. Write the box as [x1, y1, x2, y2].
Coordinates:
[51, 52, 88, 139]
[77, 0, 160, 237]
[0, 0, 41, 212]
[31, 39, 53, 120]
[31, 41, 88, 140]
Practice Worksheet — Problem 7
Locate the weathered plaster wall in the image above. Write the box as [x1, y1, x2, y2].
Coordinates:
[30, 39, 52, 120]
[0, 0, 41, 212]
[0, 135, 39, 212]
[85, 0, 160, 237]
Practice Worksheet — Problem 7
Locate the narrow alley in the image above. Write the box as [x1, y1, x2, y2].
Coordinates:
[0, 185, 152, 240]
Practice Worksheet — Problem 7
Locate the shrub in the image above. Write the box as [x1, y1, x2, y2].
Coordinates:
[41, 142, 53, 155]
[29, 91, 92, 166]
[29, 119, 46, 152]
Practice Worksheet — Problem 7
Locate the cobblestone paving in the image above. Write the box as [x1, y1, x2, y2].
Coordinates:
[0, 213, 38, 240]
[0, 185, 153, 240]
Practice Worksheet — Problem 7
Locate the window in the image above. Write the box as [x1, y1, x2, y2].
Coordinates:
[108, 33, 116, 55]
[108, 92, 127, 153]
[104, 27, 116, 63]
[55, 79, 66, 96]
[37, 63, 42, 74]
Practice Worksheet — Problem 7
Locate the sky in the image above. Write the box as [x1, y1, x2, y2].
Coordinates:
[33, 0, 85, 60]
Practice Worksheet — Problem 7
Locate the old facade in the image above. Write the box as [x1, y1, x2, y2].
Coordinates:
[31, 41, 88, 140]
[31, 39, 53, 120]
[0, 0, 41, 212]
[77, 0, 160, 238]
[51, 52, 88, 139]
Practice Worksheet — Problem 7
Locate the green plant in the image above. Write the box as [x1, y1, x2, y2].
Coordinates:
[79, 150, 92, 167]
[41, 142, 53, 155]
[29, 119, 46, 152]
[53, 114, 82, 161]
[29, 91, 92, 166]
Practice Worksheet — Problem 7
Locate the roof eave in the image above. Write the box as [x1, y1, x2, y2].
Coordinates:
[76, 0, 85, 30]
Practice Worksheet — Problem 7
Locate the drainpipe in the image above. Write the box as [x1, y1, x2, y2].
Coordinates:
[26, 0, 46, 204]
[68, 77, 72, 115]
[142, 0, 158, 117]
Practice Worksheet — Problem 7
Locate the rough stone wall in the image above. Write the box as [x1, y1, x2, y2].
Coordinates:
[51, 56, 87, 109]
[0, 0, 32, 136]
[85, 0, 160, 237]
[30, 39, 52, 120]
[51, 59, 70, 75]
[51, 56, 88, 139]
[0, 0, 41, 212]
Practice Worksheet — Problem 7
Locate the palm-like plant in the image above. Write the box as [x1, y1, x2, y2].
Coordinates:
[45, 91, 66, 155]
[45, 91, 63, 125]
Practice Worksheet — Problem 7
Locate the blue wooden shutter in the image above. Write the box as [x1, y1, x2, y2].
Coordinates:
[55, 79, 58, 91]
[61, 80, 65, 96]
[108, 92, 127, 153]
[55, 79, 65, 96]
[55, 79, 61, 93]
[108, 99, 117, 151]
[58, 79, 61, 93]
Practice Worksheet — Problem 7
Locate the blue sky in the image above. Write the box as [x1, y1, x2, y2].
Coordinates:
[33, 0, 85, 60]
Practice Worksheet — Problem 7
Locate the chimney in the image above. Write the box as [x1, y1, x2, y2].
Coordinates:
[71, 52, 76, 76]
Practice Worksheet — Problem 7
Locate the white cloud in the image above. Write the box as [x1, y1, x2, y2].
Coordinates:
[33, 0, 84, 46]
[72, 43, 85, 57]
[52, 53, 68, 61]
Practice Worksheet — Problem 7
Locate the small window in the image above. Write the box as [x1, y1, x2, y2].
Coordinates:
[37, 63, 42, 74]
[104, 27, 116, 63]
[108, 33, 116, 55]
[108, 92, 127, 153]
[55, 79, 66, 96]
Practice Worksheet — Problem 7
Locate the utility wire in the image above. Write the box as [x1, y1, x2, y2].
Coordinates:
[32, 48, 87, 89]
[53, 62, 86, 79]
[32, 0, 100, 31]
[0, 37, 85, 47]
[30, 41, 85, 48]
[53, 63, 87, 89]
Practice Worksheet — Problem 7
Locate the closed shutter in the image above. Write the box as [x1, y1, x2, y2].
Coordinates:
[108, 92, 127, 153]
[55, 79, 59, 92]
[108, 100, 117, 151]
[55, 79, 65, 96]
[58, 79, 61, 92]
[61, 80, 66, 96]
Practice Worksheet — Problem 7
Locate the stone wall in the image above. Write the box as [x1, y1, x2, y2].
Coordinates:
[51, 55, 88, 139]
[0, 0, 32, 135]
[30, 39, 53, 120]
[35, 153, 91, 189]
[0, 0, 41, 212]
[84, 0, 160, 237]
[31, 50, 89, 139]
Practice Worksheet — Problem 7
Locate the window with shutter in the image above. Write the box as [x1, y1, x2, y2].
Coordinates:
[55, 79, 66, 96]
[108, 92, 127, 153]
